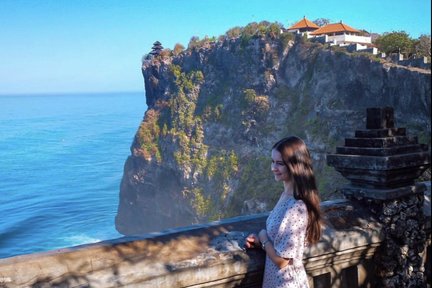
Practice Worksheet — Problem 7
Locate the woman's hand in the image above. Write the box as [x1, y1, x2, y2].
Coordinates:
[258, 229, 268, 244]
[244, 233, 260, 249]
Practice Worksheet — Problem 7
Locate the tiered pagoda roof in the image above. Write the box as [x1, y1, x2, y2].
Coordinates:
[150, 41, 163, 55]
[310, 21, 360, 35]
[287, 16, 319, 31]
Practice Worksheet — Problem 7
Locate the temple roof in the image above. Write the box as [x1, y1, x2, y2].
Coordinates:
[287, 17, 319, 30]
[310, 22, 360, 35]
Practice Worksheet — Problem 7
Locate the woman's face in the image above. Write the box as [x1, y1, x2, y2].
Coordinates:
[271, 149, 290, 182]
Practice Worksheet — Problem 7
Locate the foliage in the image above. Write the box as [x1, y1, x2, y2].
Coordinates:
[266, 22, 283, 39]
[280, 31, 295, 50]
[188, 36, 201, 50]
[205, 150, 239, 180]
[374, 31, 414, 56]
[243, 88, 257, 104]
[225, 26, 242, 39]
[191, 188, 212, 218]
[254, 96, 270, 118]
[313, 18, 331, 27]
[169, 64, 204, 93]
[184, 21, 284, 51]
[227, 156, 281, 216]
[414, 34, 431, 58]
[189, 150, 239, 220]
[136, 109, 162, 162]
[159, 49, 172, 59]
[187, 35, 216, 50]
[173, 43, 185, 56]
[358, 29, 370, 36]
[240, 21, 283, 40]
[166, 64, 209, 174]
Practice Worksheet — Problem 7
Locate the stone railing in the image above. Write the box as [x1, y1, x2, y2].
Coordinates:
[0, 195, 430, 288]
[0, 107, 430, 287]
[0, 188, 429, 288]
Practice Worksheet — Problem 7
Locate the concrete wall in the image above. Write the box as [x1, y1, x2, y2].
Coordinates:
[328, 34, 372, 45]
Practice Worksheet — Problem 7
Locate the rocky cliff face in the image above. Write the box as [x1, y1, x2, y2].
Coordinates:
[115, 30, 431, 235]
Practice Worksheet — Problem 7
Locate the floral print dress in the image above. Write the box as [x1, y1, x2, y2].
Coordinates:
[262, 196, 309, 288]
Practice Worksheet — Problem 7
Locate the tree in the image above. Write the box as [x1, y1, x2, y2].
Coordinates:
[225, 26, 242, 39]
[188, 36, 200, 50]
[375, 31, 415, 56]
[414, 34, 431, 58]
[173, 43, 185, 56]
[313, 18, 331, 27]
[358, 29, 370, 36]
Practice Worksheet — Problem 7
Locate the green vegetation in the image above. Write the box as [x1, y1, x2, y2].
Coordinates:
[173, 43, 185, 56]
[312, 18, 331, 27]
[414, 35, 431, 60]
[205, 150, 238, 180]
[187, 150, 239, 221]
[143, 65, 208, 171]
[243, 88, 257, 105]
[136, 109, 162, 162]
[374, 31, 431, 59]
[280, 31, 295, 50]
[190, 187, 212, 218]
[225, 26, 242, 39]
[227, 156, 281, 216]
[352, 51, 384, 63]
[405, 121, 431, 147]
[185, 21, 286, 52]
[375, 31, 414, 56]
[188, 35, 217, 50]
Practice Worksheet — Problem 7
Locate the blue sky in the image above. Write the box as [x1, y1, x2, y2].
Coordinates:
[0, 0, 430, 95]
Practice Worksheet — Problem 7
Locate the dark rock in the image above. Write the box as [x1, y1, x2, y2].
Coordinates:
[366, 107, 395, 129]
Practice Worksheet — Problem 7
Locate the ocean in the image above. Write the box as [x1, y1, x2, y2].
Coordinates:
[0, 92, 146, 259]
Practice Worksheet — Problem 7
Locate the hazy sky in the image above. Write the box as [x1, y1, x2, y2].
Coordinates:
[1, 0, 430, 95]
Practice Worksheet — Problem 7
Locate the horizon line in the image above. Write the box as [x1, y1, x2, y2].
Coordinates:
[0, 90, 145, 97]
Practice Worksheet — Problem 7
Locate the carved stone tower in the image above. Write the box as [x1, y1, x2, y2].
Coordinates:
[327, 107, 430, 287]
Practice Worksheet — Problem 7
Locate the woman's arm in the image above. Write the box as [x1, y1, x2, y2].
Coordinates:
[259, 229, 292, 269]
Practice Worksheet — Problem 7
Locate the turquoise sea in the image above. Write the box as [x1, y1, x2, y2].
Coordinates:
[0, 92, 145, 259]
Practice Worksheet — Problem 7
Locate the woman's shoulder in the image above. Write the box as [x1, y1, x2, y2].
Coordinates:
[291, 198, 307, 211]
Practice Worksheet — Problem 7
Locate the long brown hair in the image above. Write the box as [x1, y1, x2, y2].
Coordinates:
[272, 136, 322, 244]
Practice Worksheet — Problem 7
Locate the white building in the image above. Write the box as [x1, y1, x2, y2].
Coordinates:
[309, 21, 371, 45]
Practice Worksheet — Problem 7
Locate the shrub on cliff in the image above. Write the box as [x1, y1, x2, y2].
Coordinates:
[173, 43, 185, 56]
[414, 34, 431, 59]
[187, 35, 216, 50]
[225, 26, 242, 39]
[375, 31, 414, 57]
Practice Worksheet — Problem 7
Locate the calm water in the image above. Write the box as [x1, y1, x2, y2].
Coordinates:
[0, 92, 145, 259]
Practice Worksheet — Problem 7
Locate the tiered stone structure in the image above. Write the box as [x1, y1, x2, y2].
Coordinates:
[327, 107, 430, 287]
[150, 41, 163, 56]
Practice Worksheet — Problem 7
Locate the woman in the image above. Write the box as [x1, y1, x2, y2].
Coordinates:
[245, 136, 322, 288]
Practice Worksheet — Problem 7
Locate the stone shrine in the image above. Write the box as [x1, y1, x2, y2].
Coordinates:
[327, 107, 430, 287]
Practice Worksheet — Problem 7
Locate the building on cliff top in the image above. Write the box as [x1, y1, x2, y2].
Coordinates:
[286, 16, 319, 34]
[310, 21, 372, 46]
[287, 17, 372, 48]
[150, 41, 163, 56]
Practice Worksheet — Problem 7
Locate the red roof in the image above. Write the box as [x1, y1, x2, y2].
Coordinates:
[287, 17, 319, 30]
[310, 22, 360, 35]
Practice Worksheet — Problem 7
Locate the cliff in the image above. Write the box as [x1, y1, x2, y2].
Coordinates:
[116, 24, 431, 235]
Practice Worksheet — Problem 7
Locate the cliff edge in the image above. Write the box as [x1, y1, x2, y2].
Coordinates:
[116, 24, 431, 235]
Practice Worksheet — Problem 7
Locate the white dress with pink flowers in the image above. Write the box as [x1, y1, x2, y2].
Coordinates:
[262, 196, 309, 288]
